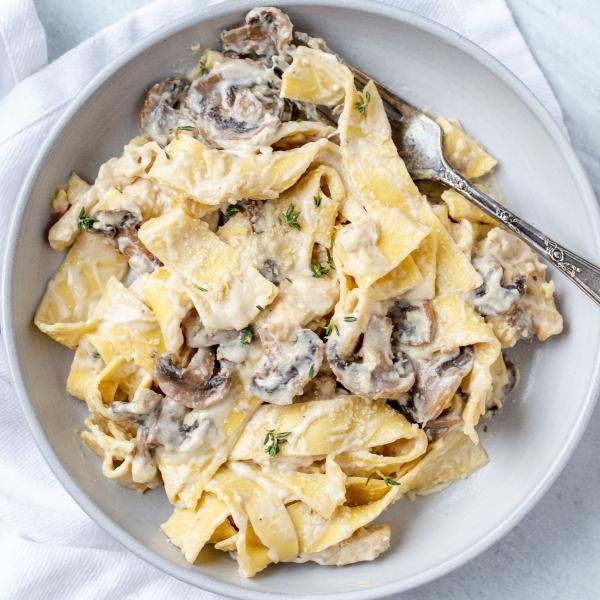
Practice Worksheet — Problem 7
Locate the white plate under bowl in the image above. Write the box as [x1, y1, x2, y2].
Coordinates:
[2, 1, 600, 598]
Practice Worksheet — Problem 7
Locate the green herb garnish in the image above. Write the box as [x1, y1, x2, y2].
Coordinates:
[365, 471, 377, 486]
[308, 364, 315, 379]
[256, 305, 264, 311]
[196, 286, 207, 292]
[264, 430, 291, 456]
[311, 262, 330, 278]
[280, 204, 301, 230]
[354, 90, 372, 115]
[343, 316, 357, 322]
[240, 327, 254, 345]
[324, 321, 339, 337]
[91, 350, 101, 360]
[77, 208, 97, 231]
[313, 195, 322, 207]
[164, 150, 171, 160]
[383, 476, 400, 487]
[226, 204, 242, 217]
[198, 60, 209, 76]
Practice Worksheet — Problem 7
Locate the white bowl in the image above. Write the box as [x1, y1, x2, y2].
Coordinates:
[3, 1, 600, 598]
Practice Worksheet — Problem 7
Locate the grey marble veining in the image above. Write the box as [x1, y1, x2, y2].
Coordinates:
[30, 1, 600, 598]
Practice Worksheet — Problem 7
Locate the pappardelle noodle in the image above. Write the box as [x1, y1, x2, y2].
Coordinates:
[35, 7, 563, 576]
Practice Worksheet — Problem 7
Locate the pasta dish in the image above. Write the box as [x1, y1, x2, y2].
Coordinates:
[34, 7, 564, 576]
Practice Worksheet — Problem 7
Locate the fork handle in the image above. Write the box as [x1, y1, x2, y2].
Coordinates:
[439, 167, 600, 306]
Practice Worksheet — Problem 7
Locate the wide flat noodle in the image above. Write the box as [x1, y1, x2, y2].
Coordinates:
[138, 207, 277, 330]
[231, 395, 426, 460]
[149, 134, 328, 205]
[34, 233, 128, 348]
[437, 117, 497, 179]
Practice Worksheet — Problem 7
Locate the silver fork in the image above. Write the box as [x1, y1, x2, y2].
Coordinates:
[347, 62, 600, 306]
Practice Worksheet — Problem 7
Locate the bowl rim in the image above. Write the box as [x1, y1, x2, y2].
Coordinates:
[3, 0, 600, 598]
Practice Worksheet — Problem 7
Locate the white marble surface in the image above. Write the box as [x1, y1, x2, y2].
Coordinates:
[31, 1, 600, 598]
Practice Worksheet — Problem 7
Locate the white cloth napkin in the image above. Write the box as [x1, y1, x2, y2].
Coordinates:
[0, 1, 566, 598]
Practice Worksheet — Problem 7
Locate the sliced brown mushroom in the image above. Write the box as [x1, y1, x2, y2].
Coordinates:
[399, 346, 474, 424]
[388, 300, 436, 347]
[221, 7, 293, 62]
[327, 315, 415, 400]
[108, 388, 189, 481]
[139, 77, 191, 146]
[182, 311, 238, 348]
[470, 255, 525, 316]
[183, 58, 284, 149]
[250, 329, 323, 404]
[155, 348, 233, 409]
[259, 258, 283, 285]
[90, 209, 160, 274]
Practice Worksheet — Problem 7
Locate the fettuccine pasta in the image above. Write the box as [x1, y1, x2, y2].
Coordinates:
[34, 7, 563, 577]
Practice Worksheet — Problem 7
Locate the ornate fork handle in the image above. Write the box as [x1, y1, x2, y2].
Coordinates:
[440, 167, 600, 306]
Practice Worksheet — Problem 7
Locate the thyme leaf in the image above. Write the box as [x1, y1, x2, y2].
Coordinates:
[354, 90, 372, 115]
[383, 476, 401, 487]
[313, 195, 322, 207]
[77, 208, 97, 231]
[264, 430, 291, 456]
[280, 204, 301, 230]
[311, 261, 330, 278]
[240, 327, 254, 345]
[226, 204, 242, 217]
[343, 316, 357, 322]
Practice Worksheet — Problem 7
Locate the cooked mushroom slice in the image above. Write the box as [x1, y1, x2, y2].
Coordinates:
[108, 388, 188, 482]
[183, 58, 284, 149]
[259, 258, 283, 285]
[327, 315, 415, 400]
[400, 346, 475, 425]
[470, 254, 525, 316]
[156, 348, 233, 409]
[388, 300, 436, 347]
[423, 410, 464, 442]
[90, 209, 160, 274]
[250, 329, 324, 404]
[139, 77, 191, 146]
[182, 311, 238, 348]
[221, 7, 293, 62]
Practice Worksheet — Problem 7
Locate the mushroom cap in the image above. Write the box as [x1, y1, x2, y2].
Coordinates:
[221, 6, 294, 62]
[250, 328, 324, 404]
[401, 346, 475, 425]
[327, 315, 416, 400]
[155, 348, 233, 409]
[183, 58, 284, 149]
[139, 77, 191, 146]
[388, 300, 436, 347]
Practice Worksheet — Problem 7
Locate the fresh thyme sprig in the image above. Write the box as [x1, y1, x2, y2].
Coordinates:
[264, 430, 291, 456]
[343, 316, 357, 322]
[226, 204, 242, 217]
[354, 90, 372, 115]
[240, 327, 254, 344]
[324, 321, 339, 337]
[198, 60, 210, 76]
[365, 471, 401, 487]
[314, 195, 323, 207]
[311, 261, 330, 278]
[77, 208, 97, 231]
[280, 204, 301, 230]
